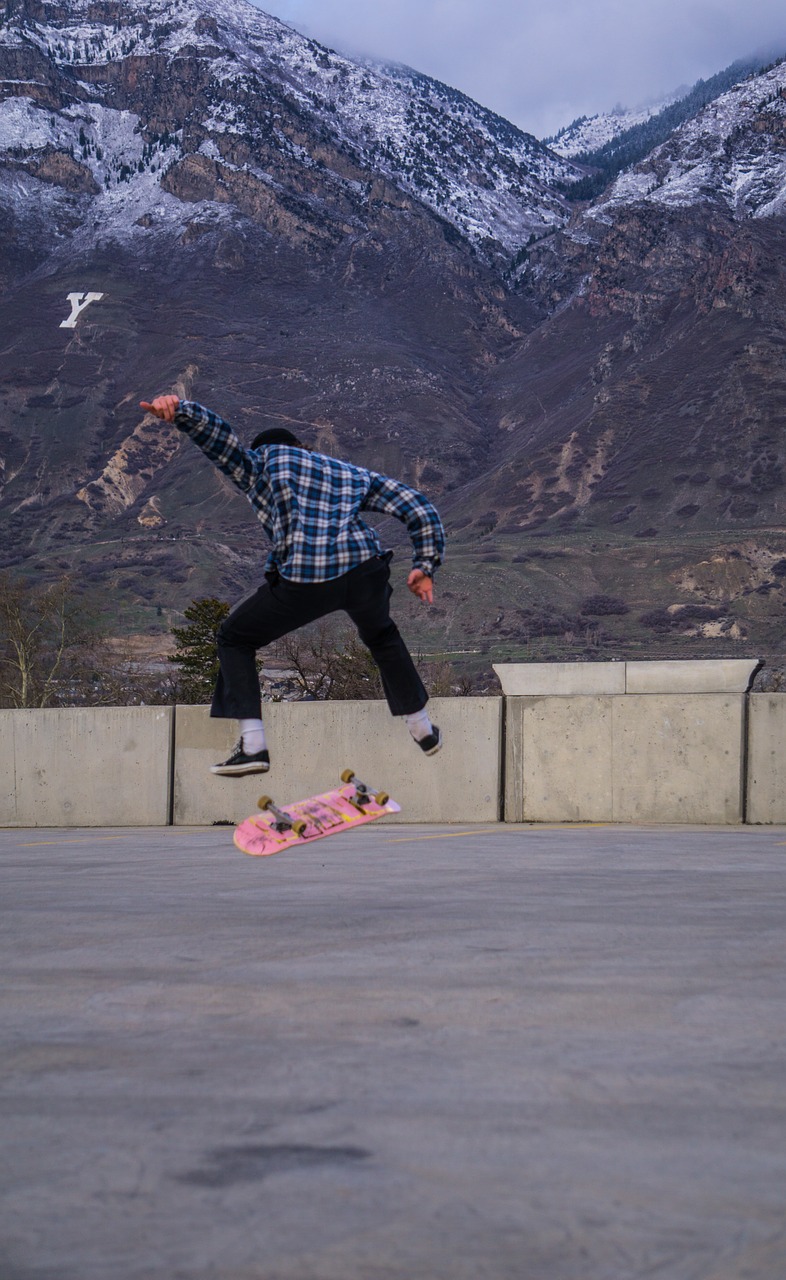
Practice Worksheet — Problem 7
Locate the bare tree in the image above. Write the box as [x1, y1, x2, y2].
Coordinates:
[0, 573, 101, 708]
[272, 622, 478, 701]
[329, 632, 385, 700]
[419, 658, 455, 698]
[0, 572, 174, 707]
[84, 636, 178, 706]
[273, 619, 383, 700]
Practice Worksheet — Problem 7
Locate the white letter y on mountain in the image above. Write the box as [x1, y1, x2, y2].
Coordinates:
[60, 291, 104, 329]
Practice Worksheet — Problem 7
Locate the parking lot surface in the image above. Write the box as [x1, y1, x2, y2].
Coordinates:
[2, 821, 786, 1280]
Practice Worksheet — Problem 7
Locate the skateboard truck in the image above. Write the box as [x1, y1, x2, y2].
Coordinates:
[340, 768, 390, 809]
[257, 795, 308, 837]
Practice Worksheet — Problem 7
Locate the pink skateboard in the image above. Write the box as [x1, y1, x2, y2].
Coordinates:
[233, 769, 401, 857]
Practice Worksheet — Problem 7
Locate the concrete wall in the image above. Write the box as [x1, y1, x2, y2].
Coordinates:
[494, 659, 761, 695]
[505, 694, 747, 825]
[0, 706, 173, 827]
[746, 695, 786, 825]
[173, 698, 502, 825]
[497, 661, 760, 825]
[0, 677, 781, 828]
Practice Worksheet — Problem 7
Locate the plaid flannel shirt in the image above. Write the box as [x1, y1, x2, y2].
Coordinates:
[173, 401, 445, 583]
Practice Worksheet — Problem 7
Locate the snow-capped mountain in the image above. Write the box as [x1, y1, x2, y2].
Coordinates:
[548, 96, 679, 159]
[0, 0, 580, 266]
[591, 63, 786, 220]
[2, 0, 786, 670]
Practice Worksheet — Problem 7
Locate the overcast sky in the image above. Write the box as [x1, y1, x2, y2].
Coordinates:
[251, 0, 786, 137]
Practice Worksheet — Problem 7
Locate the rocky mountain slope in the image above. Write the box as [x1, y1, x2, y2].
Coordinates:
[435, 62, 786, 668]
[0, 0, 579, 270]
[1, 0, 785, 676]
[548, 54, 776, 201]
[549, 96, 680, 160]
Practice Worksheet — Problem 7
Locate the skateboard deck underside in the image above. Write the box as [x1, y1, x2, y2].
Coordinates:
[234, 784, 401, 857]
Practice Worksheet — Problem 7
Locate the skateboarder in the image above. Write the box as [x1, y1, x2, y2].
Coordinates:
[140, 395, 446, 775]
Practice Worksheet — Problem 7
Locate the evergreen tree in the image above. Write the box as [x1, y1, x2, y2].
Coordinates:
[561, 53, 781, 202]
[169, 597, 229, 703]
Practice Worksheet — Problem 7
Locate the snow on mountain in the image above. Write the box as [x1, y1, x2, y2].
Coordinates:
[0, 0, 582, 262]
[590, 62, 786, 220]
[4, 0, 786, 281]
[548, 96, 679, 159]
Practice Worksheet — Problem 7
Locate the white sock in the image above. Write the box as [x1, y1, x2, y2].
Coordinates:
[239, 718, 266, 755]
[404, 709, 433, 742]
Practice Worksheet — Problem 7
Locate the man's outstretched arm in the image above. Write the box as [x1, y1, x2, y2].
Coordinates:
[140, 396, 258, 493]
[363, 473, 445, 605]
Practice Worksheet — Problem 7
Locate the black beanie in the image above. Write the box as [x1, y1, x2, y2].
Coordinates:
[251, 427, 302, 449]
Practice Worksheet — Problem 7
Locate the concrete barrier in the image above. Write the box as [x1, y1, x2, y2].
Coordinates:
[0, 706, 173, 827]
[493, 661, 625, 696]
[746, 695, 786, 824]
[505, 694, 746, 824]
[172, 698, 503, 826]
[504, 695, 614, 823]
[0, 681, 781, 828]
[624, 659, 761, 694]
[494, 659, 760, 696]
[612, 695, 745, 824]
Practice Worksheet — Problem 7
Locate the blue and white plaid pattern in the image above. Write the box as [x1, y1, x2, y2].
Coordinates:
[174, 401, 445, 583]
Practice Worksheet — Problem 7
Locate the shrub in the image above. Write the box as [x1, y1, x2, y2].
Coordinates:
[610, 505, 637, 524]
[729, 499, 758, 518]
[516, 605, 579, 637]
[640, 604, 724, 632]
[639, 608, 672, 632]
[580, 594, 629, 616]
[475, 512, 498, 535]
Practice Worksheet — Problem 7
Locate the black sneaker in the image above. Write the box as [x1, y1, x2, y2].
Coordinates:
[210, 743, 270, 776]
[416, 725, 442, 756]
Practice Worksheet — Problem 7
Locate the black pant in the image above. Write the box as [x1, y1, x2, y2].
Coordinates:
[211, 555, 428, 720]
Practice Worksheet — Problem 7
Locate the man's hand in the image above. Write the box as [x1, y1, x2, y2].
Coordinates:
[140, 395, 180, 422]
[407, 569, 434, 604]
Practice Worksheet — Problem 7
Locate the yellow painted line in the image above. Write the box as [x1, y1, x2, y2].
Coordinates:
[384, 829, 498, 844]
[383, 823, 611, 844]
[505, 823, 611, 830]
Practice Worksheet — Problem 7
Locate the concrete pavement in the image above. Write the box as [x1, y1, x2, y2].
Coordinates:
[2, 821, 786, 1279]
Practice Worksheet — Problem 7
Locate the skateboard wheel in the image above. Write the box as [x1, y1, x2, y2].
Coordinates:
[257, 795, 273, 811]
[374, 791, 390, 806]
[340, 768, 355, 784]
[292, 820, 307, 837]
